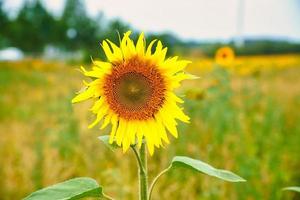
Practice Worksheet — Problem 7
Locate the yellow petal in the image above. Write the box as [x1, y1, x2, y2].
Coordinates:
[121, 31, 136, 59]
[160, 56, 178, 70]
[164, 60, 191, 75]
[136, 122, 144, 148]
[158, 107, 178, 138]
[154, 47, 167, 64]
[148, 120, 161, 147]
[167, 102, 190, 123]
[122, 121, 131, 153]
[109, 115, 118, 144]
[72, 86, 95, 103]
[90, 97, 105, 113]
[155, 41, 163, 53]
[151, 41, 162, 57]
[102, 40, 115, 61]
[82, 67, 105, 78]
[88, 105, 108, 129]
[100, 113, 112, 130]
[154, 115, 170, 144]
[80, 66, 87, 73]
[169, 72, 192, 89]
[146, 139, 155, 156]
[168, 92, 184, 103]
[146, 39, 157, 57]
[86, 79, 102, 86]
[142, 121, 155, 155]
[106, 39, 123, 61]
[116, 118, 125, 146]
[93, 60, 112, 72]
[125, 121, 137, 145]
[136, 32, 145, 56]
[127, 38, 136, 56]
[144, 121, 156, 147]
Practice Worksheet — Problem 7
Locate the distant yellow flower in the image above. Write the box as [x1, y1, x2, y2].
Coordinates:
[215, 46, 235, 66]
[72, 31, 193, 155]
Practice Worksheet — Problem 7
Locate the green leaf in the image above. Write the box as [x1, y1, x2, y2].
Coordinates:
[171, 156, 246, 182]
[283, 186, 300, 193]
[24, 177, 105, 200]
[98, 135, 119, 151]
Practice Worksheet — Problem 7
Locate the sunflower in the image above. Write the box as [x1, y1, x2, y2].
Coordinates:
[72, 31, 193, 155]
[215, 46, 235, 66]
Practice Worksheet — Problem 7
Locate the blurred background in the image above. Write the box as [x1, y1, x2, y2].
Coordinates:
[0, 0, 300, 199]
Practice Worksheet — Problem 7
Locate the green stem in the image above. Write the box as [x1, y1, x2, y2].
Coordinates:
[131, 143, 148, 200]
[139, 142, 148, 200]
[148, 165, 171, 200]
[131, 145, 145, 175]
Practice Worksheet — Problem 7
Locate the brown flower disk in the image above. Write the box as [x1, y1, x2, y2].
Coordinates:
[103, 57, 166, 120]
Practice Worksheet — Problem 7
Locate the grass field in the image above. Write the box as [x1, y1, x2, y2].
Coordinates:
[0, 55, 300, 200]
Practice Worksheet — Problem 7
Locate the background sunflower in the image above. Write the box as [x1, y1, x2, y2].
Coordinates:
[215, 46, 235, 66]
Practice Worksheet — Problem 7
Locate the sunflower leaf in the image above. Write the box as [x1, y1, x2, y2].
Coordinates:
[171, 156, 246, 182]
[23, 177, 106, 200]
[282, 186, 300, 193]
[98, 135, 119, 151]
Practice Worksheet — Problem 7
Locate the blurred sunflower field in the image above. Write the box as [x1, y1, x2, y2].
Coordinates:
[1, 54, 300, 200]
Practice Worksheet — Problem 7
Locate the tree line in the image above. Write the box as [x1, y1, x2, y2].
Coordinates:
[0, 0, 299, 60]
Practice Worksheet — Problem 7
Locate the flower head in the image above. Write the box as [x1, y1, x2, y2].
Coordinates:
[215, 46, 235, 66]
[72, 31, 193, 155]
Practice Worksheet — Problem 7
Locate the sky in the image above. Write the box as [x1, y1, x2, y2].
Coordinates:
[3, 0, 300, 41]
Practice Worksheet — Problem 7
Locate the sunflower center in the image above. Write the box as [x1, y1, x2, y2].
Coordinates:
[115, 72, 152, 109]
[103, 57, 166, 120]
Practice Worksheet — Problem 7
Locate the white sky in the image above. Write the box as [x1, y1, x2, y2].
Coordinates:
[4, 0, 300, 41]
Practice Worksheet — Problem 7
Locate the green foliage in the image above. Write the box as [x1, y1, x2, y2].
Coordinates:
[98, 135, 246, 183]
[50, 95, 80, 158]
[171, 156, 246, 182]
[282, 186, 300, 193]
[98, 135, 119, 152]
[235, 40, 300, 55]
[179, 40, 300, 57]
[0, 0, 7, 27]
[0, 0, 11, 47]
[9, 0, 56, 53]
[24, 177, 104, 200]
[1, 0, 299, 57]
[61, 0, 99, 50]
[182, 66, 300, 200]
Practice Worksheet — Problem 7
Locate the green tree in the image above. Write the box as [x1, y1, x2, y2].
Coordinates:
[10, 0, 56, 53]
[103, 19, 130, 44]
[61, 0, 99, 51]
[147, 32, 180, 56]
[0, 0, 10, 47]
